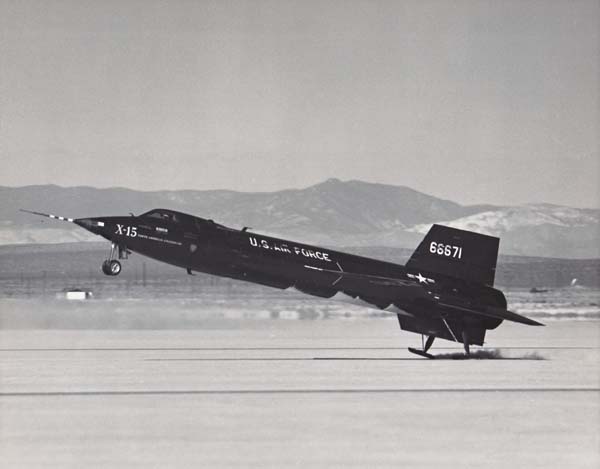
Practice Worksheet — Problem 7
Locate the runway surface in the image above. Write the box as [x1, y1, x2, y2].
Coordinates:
[1, 319, 599, 468]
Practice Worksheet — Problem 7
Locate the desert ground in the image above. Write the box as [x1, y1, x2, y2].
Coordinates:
[1, 306, 599, 468]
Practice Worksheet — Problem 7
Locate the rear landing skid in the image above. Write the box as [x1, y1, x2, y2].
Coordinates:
[408, 334, 436, 359]
[407, 333, 472, 359]
[408, 347, 436, 359]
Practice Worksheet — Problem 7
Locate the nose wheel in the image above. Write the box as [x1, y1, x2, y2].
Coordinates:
[101, 243, 125, 276]
[102, 259, 122, 276]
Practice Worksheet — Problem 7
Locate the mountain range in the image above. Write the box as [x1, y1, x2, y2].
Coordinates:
[1, 179, 598, 258]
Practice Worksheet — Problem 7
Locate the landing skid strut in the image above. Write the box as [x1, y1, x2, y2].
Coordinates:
[408, 335, 436, 359]
[407, 331, 472, 359]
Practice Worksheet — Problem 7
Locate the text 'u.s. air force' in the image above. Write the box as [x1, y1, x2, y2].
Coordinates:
[248, 236, 331, 262]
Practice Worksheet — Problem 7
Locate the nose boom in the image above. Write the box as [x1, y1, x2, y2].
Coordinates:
[20, 210, 109, 239]
[19, 209, 74, 223]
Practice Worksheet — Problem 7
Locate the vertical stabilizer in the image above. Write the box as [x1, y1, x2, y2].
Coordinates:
[406, 224, 499, 286]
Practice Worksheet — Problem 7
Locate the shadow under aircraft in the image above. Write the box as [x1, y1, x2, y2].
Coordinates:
[21, 208, 543, 358]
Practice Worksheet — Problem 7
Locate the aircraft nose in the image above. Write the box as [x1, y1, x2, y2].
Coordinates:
[74, 218, 106, 234]
[74, 218, 93, 229]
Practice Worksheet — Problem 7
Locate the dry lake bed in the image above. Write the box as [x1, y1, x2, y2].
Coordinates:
[1, 311, 599, 468]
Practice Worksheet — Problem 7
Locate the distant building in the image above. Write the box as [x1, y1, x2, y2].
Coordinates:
[57, 288, 93, 300]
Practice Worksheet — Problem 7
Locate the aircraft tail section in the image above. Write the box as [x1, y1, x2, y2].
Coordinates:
[407, 224, 499, 287]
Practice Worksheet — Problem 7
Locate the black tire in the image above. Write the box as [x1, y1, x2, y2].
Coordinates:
[101, 260, 111, 276]
[109, 260, 122, 276]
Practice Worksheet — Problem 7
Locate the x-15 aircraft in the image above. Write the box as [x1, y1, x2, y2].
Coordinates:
[22, 208, 543, 358]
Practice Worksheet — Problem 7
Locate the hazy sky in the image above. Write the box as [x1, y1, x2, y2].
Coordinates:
[1, 0, 598, 207]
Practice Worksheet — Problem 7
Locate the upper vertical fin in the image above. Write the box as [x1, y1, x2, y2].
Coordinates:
[406, 224, 499, 286]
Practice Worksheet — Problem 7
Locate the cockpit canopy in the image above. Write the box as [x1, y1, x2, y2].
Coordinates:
[140, 208, 230, 231]
[141, 209, 182, 224]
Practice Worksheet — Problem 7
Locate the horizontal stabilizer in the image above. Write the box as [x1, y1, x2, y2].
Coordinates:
[484, 306, 545, 326]
[439, 302, 544, 326]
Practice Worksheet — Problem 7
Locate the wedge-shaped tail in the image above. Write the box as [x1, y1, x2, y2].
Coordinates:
[407, 224, 499, 287]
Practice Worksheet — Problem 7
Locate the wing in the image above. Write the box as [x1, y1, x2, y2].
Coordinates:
[300, 264, 428, 307]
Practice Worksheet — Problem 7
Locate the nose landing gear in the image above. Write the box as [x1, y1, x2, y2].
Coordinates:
[102, 259, 122, 276]
[101, 243, 128, 276]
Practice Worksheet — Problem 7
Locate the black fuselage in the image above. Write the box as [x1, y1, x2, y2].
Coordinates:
[75, 208, 506, 345]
